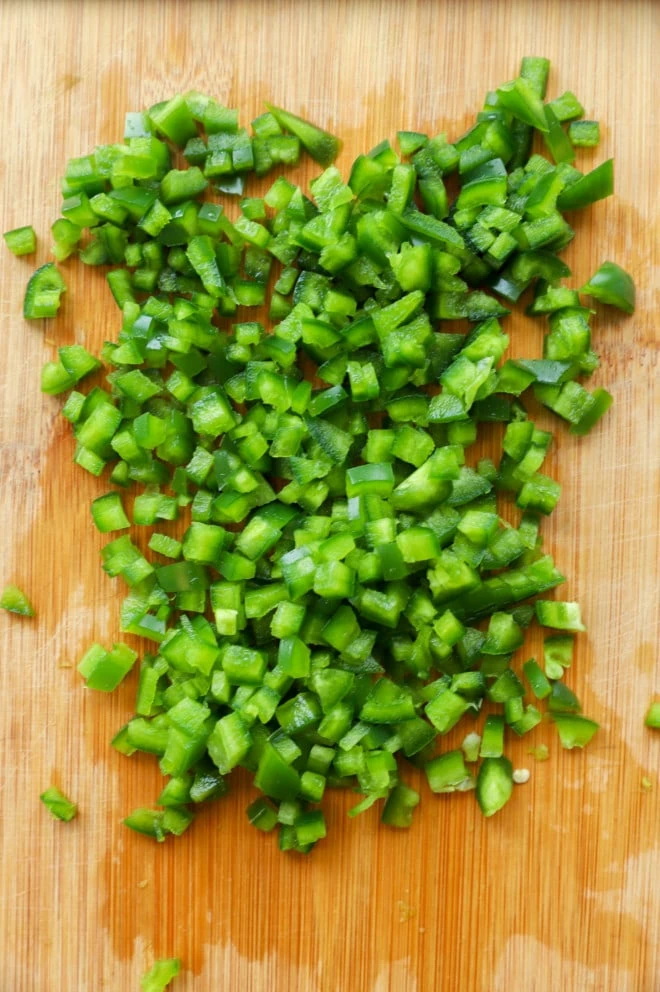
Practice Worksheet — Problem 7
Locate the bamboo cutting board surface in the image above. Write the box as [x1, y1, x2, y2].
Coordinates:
[1, 1, 659, 989]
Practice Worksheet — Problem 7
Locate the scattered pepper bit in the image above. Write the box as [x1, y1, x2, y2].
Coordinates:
[3, 224, 37, 256]
[40, 786, 78, 822]
[0, 583, 35, 617]
[644, 702, 660, 729]
[140, 958, 180, 992]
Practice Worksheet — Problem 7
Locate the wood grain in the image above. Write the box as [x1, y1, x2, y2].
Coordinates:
[1, 1, 658, 989]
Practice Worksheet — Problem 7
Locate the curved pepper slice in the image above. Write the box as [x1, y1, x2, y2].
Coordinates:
[23, 261, 66, 319]
[265, 103, 341, 167]
[557, 158, 613, 210]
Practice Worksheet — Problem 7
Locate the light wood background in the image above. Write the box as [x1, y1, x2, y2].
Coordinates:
[0, 1, 658, 989]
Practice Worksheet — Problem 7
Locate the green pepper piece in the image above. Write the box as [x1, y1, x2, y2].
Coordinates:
[570, 388, 613, 436]
[78, 641, 138, 691]
[548, 681, 582, 714]
[140, 958, 181, 992]
[535, 600, 586, 632]
[24, 262, 67, 319]
[480, 716, 505, 758]
[457, 158, 508, 210]
[246, 797, 278, 833]
[547, 91, 585, 122]
[123, 807, 166, 841]
[523, 658, 552, 699]
[90, 492, 130, 533]
[425, 750, 471, 793]
[552, 714, 599, 749]
[149, 94, 197, 146]
[568, 120, 600, 148]
[208, 712, 252, 774]
[265, 104, 341, 166]
[542, 106, 575, 164]
[254, 742, 301, 801]
[520, 56, 551, 97]
[645, 703, 660, 730]
[580, 260, 635, 313]
[381, 784, 421, 827]
[4, 224, 37, 256]
[476, 756, 514, 816]
[557, 159, 614, 210]
[40, 785, 78, 822]
[398, 130, 428, 156]
[186, 235, 226, 297]
[0, 583, 35, 616]
[496, 77, 549, 132]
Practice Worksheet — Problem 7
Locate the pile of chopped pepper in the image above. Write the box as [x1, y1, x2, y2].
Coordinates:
[15, 57, 635, 851]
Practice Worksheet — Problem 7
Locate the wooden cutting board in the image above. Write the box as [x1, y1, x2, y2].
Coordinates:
[1, 1, 658, 989]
